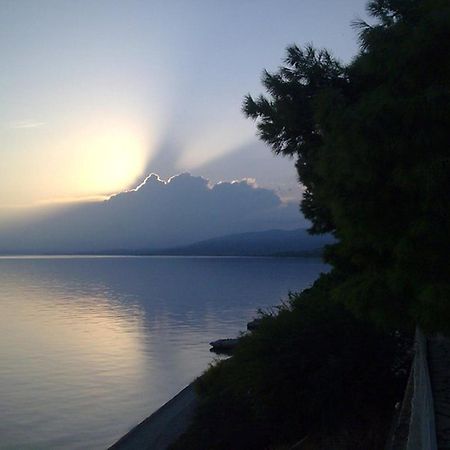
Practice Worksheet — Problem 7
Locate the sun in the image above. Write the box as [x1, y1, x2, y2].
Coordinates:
[71, 121, 149, 196]
[81, 129, 144, 192]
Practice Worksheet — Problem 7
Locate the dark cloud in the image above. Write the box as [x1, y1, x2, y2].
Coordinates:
[0, 173, 306, 253]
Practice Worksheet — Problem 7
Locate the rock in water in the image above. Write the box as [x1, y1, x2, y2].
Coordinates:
[247, 318, 263, 331]
[209, 338, 238, 354]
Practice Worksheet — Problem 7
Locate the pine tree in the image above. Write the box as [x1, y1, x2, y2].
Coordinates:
[244, 0, 450, 331]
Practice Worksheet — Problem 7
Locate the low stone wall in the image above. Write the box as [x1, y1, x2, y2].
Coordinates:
[108, 383, 198, 450]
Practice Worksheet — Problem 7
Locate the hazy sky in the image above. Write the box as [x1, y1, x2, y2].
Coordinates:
[1, 0, 368, 212]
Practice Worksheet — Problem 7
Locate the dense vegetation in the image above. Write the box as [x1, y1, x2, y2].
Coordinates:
[171, 277, 411, 450]
[171, 1, 449, 448]
[243, 0, 450, 331]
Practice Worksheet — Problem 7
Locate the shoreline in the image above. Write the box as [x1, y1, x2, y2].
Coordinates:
[108, 383, 198, 450]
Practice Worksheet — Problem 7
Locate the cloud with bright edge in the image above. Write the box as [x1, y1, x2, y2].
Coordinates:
[0, 173, 306, 253]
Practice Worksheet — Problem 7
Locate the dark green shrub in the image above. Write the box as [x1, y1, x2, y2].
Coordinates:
[171, 277, 411, 450]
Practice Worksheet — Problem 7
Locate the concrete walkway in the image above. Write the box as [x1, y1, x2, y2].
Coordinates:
[108, 384, 198, 450]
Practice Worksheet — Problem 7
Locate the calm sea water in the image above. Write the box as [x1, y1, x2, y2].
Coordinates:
[0, 256, 328, 449]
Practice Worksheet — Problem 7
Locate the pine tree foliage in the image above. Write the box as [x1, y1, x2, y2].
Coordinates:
[244, 0, 450, 331]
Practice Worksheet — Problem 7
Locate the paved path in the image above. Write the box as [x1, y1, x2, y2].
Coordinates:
[108, 384, 198, 450]
[428, 335, 450, 450]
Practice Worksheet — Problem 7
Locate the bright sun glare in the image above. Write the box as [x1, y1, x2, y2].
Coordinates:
[72, 123, 148, 197]
[0, 117, 153, 208]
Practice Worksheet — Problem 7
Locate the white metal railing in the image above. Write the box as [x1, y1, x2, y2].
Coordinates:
[406, 327, 438, 450]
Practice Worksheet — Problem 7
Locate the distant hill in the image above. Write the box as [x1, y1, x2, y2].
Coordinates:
[149, 228, 334, 257]
[0, 228, 334, 257]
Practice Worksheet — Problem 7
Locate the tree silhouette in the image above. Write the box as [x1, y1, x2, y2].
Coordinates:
[244, 0, 450, 331]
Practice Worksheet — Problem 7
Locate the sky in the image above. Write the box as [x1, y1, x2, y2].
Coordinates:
[0, 0, 368, 248]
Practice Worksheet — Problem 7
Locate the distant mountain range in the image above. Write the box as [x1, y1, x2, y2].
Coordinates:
[0, 228, 334, 257]
[152, 228, 332, 256]
[109, 228, 334, 257]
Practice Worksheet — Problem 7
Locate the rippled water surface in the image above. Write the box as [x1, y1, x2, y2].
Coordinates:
[0, 256, 328, 449]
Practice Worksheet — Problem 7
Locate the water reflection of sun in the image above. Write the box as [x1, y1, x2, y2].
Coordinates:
[0, 288, 147, 381]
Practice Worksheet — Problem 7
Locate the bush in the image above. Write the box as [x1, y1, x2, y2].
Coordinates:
[170, 276, 412, 450]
